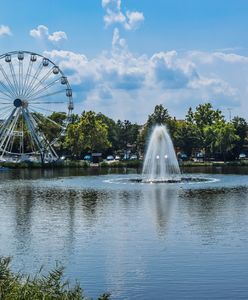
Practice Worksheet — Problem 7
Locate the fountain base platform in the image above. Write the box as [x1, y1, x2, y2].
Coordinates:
[130, 177, 210, 184]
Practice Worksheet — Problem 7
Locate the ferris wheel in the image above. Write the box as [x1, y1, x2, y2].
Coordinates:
[0, 51, 73, 163]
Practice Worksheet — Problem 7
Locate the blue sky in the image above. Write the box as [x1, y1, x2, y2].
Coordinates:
[1, 0, 248, 122]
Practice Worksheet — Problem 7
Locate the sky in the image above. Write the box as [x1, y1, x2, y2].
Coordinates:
[1, 0, 248, 123]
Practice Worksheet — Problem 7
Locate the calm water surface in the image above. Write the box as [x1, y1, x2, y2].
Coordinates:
[0, 168, 248, 299]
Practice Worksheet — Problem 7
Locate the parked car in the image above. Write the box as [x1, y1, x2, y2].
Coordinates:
[178, 153, 188, 161]
[106, 155, 115, 161]
[83, 155, 92, 162]
[130, 154, 138, 160]
[115, 155, 121, 160]
[239, 153, 247, 159]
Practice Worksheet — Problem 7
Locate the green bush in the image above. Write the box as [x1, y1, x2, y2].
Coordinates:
[0, 257, 110, 300]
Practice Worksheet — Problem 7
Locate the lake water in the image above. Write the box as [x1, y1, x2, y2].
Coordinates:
[0, 167, 248, 299]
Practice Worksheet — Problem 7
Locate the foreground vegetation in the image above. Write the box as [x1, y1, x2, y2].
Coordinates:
[0, 257, 110, 300]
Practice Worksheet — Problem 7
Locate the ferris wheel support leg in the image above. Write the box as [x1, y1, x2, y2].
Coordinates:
[22, 109, 45, 160]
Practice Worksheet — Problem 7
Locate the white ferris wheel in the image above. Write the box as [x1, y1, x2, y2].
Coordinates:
[0, 51, 73, 163]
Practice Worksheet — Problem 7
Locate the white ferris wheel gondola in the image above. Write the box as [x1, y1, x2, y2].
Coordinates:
[0, 51, 73, 163]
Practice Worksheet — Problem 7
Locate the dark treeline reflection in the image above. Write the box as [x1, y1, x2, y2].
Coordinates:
[179, 187, 248, 243]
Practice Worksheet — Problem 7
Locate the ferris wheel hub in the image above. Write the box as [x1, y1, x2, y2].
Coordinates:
[13, 98, 23, 108]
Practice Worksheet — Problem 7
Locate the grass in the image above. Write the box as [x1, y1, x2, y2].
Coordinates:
[0, 257, 110, 300]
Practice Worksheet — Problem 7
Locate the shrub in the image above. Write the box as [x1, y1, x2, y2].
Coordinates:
[0, 257, 110, 300]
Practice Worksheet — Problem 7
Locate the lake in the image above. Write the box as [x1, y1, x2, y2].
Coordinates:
[0, 167, 248, 299]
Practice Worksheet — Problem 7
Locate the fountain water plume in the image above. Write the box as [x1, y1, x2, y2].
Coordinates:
[142, 125, 181, 182]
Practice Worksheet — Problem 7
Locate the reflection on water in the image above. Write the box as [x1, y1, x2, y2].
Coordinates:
[0, 170, 248, 299]
[144, 186, 178, 236]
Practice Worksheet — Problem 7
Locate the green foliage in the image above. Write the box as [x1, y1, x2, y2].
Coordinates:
[65, 111, 111, 158]
[146, 104, 171, 127]
[0, 257, 110, 300]
[116, 120, 140, 151]
[232, 116, 248, 158]
[186, 103, 224, 129]
[138, 104, 172, 153]
[174, 121, 201, 156]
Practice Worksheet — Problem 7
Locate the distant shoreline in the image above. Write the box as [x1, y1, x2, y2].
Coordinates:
[1, 159, 248, 169]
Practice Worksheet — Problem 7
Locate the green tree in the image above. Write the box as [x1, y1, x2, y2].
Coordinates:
[186, 103, 225, 154]
[65, 111, 111, 158]
[79, 111, 111, 153]
[232, 116, 248, 158]
[146, 104, 171, 127]
[116, 120, 140, 151]
[186, 103, 224, 130]
[138, 104, 172, 154]
[96, 113, 119, 152]
[213, 122, 240, 160]
[174, 121, 201, 156]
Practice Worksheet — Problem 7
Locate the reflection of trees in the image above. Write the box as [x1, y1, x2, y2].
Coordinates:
[181, 187, 248, 243]
[13, 186, 34, 252]
[144, 186, 179, 237]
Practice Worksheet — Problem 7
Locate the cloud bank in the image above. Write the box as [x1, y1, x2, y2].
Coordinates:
[43, 28, 245, 123]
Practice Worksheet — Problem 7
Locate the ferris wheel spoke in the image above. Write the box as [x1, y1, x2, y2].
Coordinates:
[0, 108, 16, 141]
[8, 61, 19, 97]
[29, 108, 64, 129]
[29, 89, 66, 103]
[0, 107, 16, 124]
[27, 78, 61, 100]
[19, 60, 24, 97]
[0, 109, 20, 156]
[23, 61, 43, 98]
[22, 109, 47, 156]
[22, 59, 33, 97]
[29, 104, 58, 114]
[31, 101, 65, 104]
[25, 68, 54, 99]
[0, 65, 16, 97]
[0, 81, 15, 99]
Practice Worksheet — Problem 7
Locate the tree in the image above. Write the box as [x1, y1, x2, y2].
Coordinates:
[213, 122, 240, 161]
[64, 111, 111, 158]
[186, 103, 224, 129]
[116, 120, 140, 151]
[186, 103, 225, 152]
[174, 121, 201, 156]
[138, 104, 172, 154]
[96, 113, 119, 152]
[146, 104, 171, 128]
[232, 116, 248, 158]
[79, 111, 111, 153]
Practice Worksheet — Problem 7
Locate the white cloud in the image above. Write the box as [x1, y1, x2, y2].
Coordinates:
[125, 11, 144, 30]
[112, 28, 127, 50]
[102, 0, 144, 30]
[0, 25, 12, 37]
[30, 25, 49, 39]
[48, 31, 67, 42]
[43, 31, 246, 123]
[30, 25, 67, 44]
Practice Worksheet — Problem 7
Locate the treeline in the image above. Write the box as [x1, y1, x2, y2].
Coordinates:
[45, 103, 248, 161]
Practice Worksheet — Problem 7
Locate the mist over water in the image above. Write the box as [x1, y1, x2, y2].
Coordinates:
[142, 125, 181, 182]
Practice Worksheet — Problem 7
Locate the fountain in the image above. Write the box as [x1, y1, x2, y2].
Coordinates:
[142, 125, 181, 183]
